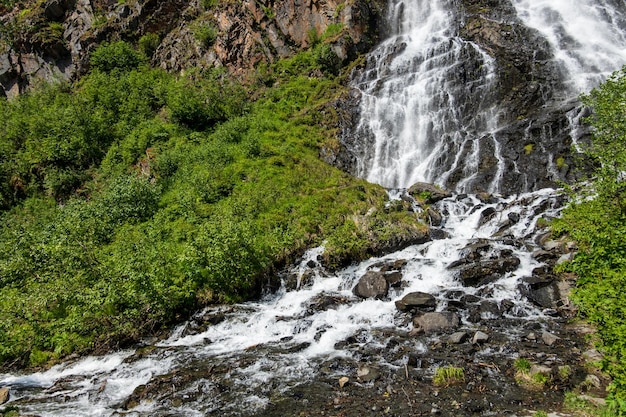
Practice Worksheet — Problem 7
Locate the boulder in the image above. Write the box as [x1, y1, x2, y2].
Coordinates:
[412, 312, 460, 334]
[541, 331, 560, 346]
[448, 331, 469, 344]
[472, 331, 489, 344]
[353, 271, 388, 299]
[395, 292, 436, 312]
[407, 182, 452, 204]
[451, 257, 521, 286]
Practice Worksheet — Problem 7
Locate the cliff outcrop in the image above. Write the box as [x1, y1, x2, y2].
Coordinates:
[0, 0, 385, 97]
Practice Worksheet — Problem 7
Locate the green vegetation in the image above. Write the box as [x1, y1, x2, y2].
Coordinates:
[514, 357, 531, 373]
[552, 65, 626, 415]
[0, 41, 424, 368]
[432, 366, 465, 387]
[193, 21, 218, 49]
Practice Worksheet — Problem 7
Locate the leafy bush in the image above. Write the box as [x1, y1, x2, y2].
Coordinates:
[138, 33, 160, 58]
[193, 22, 218, 49]
[90, 41, 145, 73]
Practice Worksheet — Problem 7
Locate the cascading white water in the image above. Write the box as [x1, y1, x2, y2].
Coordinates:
[512, 0, 626, 96]
[351, 0, 501, 191]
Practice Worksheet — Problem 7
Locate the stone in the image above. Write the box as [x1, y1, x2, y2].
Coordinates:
[338, 376, 349, 388]
[541, 331, 560, 346]
[478, 207, 497, 226]
[583, 374, 602, 389]
[427, 207, 443, 226]
[472, 331, 489, 344]
[356, 366, 380, 382]
[451, 257, 521, 286]
[507, 212, 520, 224]
[413, 312, 460, 334]
[582, 349, 603, 363]
[407, 182, 452, 204]
[448, 331, 469, 344]
[0, 387, 8, 405]
[353, 271, 388, 299]
[395, 292, 436, 312]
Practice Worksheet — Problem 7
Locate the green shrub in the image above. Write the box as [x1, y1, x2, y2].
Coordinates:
[138, 33, 160, 58]
[90, 41, 145, 73]
[193, 22, 218, 49]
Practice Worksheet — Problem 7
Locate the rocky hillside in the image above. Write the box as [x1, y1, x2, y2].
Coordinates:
[0, 0, 385, 97]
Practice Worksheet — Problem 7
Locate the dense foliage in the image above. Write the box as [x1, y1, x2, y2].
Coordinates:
[553, 66, 626, 415]
[0, 42, 425, 368]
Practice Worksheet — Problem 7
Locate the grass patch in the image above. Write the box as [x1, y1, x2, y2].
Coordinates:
[433, 366, 465, 387]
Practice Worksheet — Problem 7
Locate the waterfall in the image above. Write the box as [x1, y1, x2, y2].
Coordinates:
[351, 0, 501, 191]
[349, 0, 626, 193]
[512, 0, 626, 96]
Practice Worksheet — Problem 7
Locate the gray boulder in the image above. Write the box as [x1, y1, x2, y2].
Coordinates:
[353, 271, 388, 299]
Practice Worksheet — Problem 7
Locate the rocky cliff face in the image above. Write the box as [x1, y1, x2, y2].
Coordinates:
[0, 0, 385, 97]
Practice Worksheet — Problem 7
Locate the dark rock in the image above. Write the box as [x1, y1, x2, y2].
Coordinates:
[429, 228, 450, 240]
[395, 292, 436, 312]
[478, 207, 497, 226]
[407, 182, 452, 204]
[479, 301, 501, 318]
[520, 275, 561, 308]
[460, 294, 481, 304]
[427, 207, 443, 226]
[451, 257, 521, 286]
[507, 212, 521, 224]
[353, 271, 388, 299]
[384, 270, 403, 287]
[412, 312, 460, 333]
[532, 250, 557, 262]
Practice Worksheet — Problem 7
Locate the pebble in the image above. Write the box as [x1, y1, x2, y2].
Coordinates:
[472, 331, 489, 344]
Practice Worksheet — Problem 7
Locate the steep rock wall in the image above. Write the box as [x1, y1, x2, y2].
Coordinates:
[0, 0, 385, 97]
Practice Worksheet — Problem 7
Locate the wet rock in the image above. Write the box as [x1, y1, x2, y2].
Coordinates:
[448, 331, 469, 344]
[338, 376, 349, 387]
[353, 271, 389, 299]
[479, 301, 501, 318]
[532, 250, 556, 262]
[478, 207, 497, 226]
[0, 387, 9, 405]
[308, 295, 351, 313]
[407, 182, 452, 204]
[427, 207, 443, 226]
[460, 294, 481, 304]
[508, 212, 521, 224]
[395, 292, 436, 312]
[451, 257, 521, 286]
[472, 331, 489, 344]
[429, 228, 450, 240]
[412, 312, 460, 334]
[520, 275, 561, 308]
[541, 331, 560, 346]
